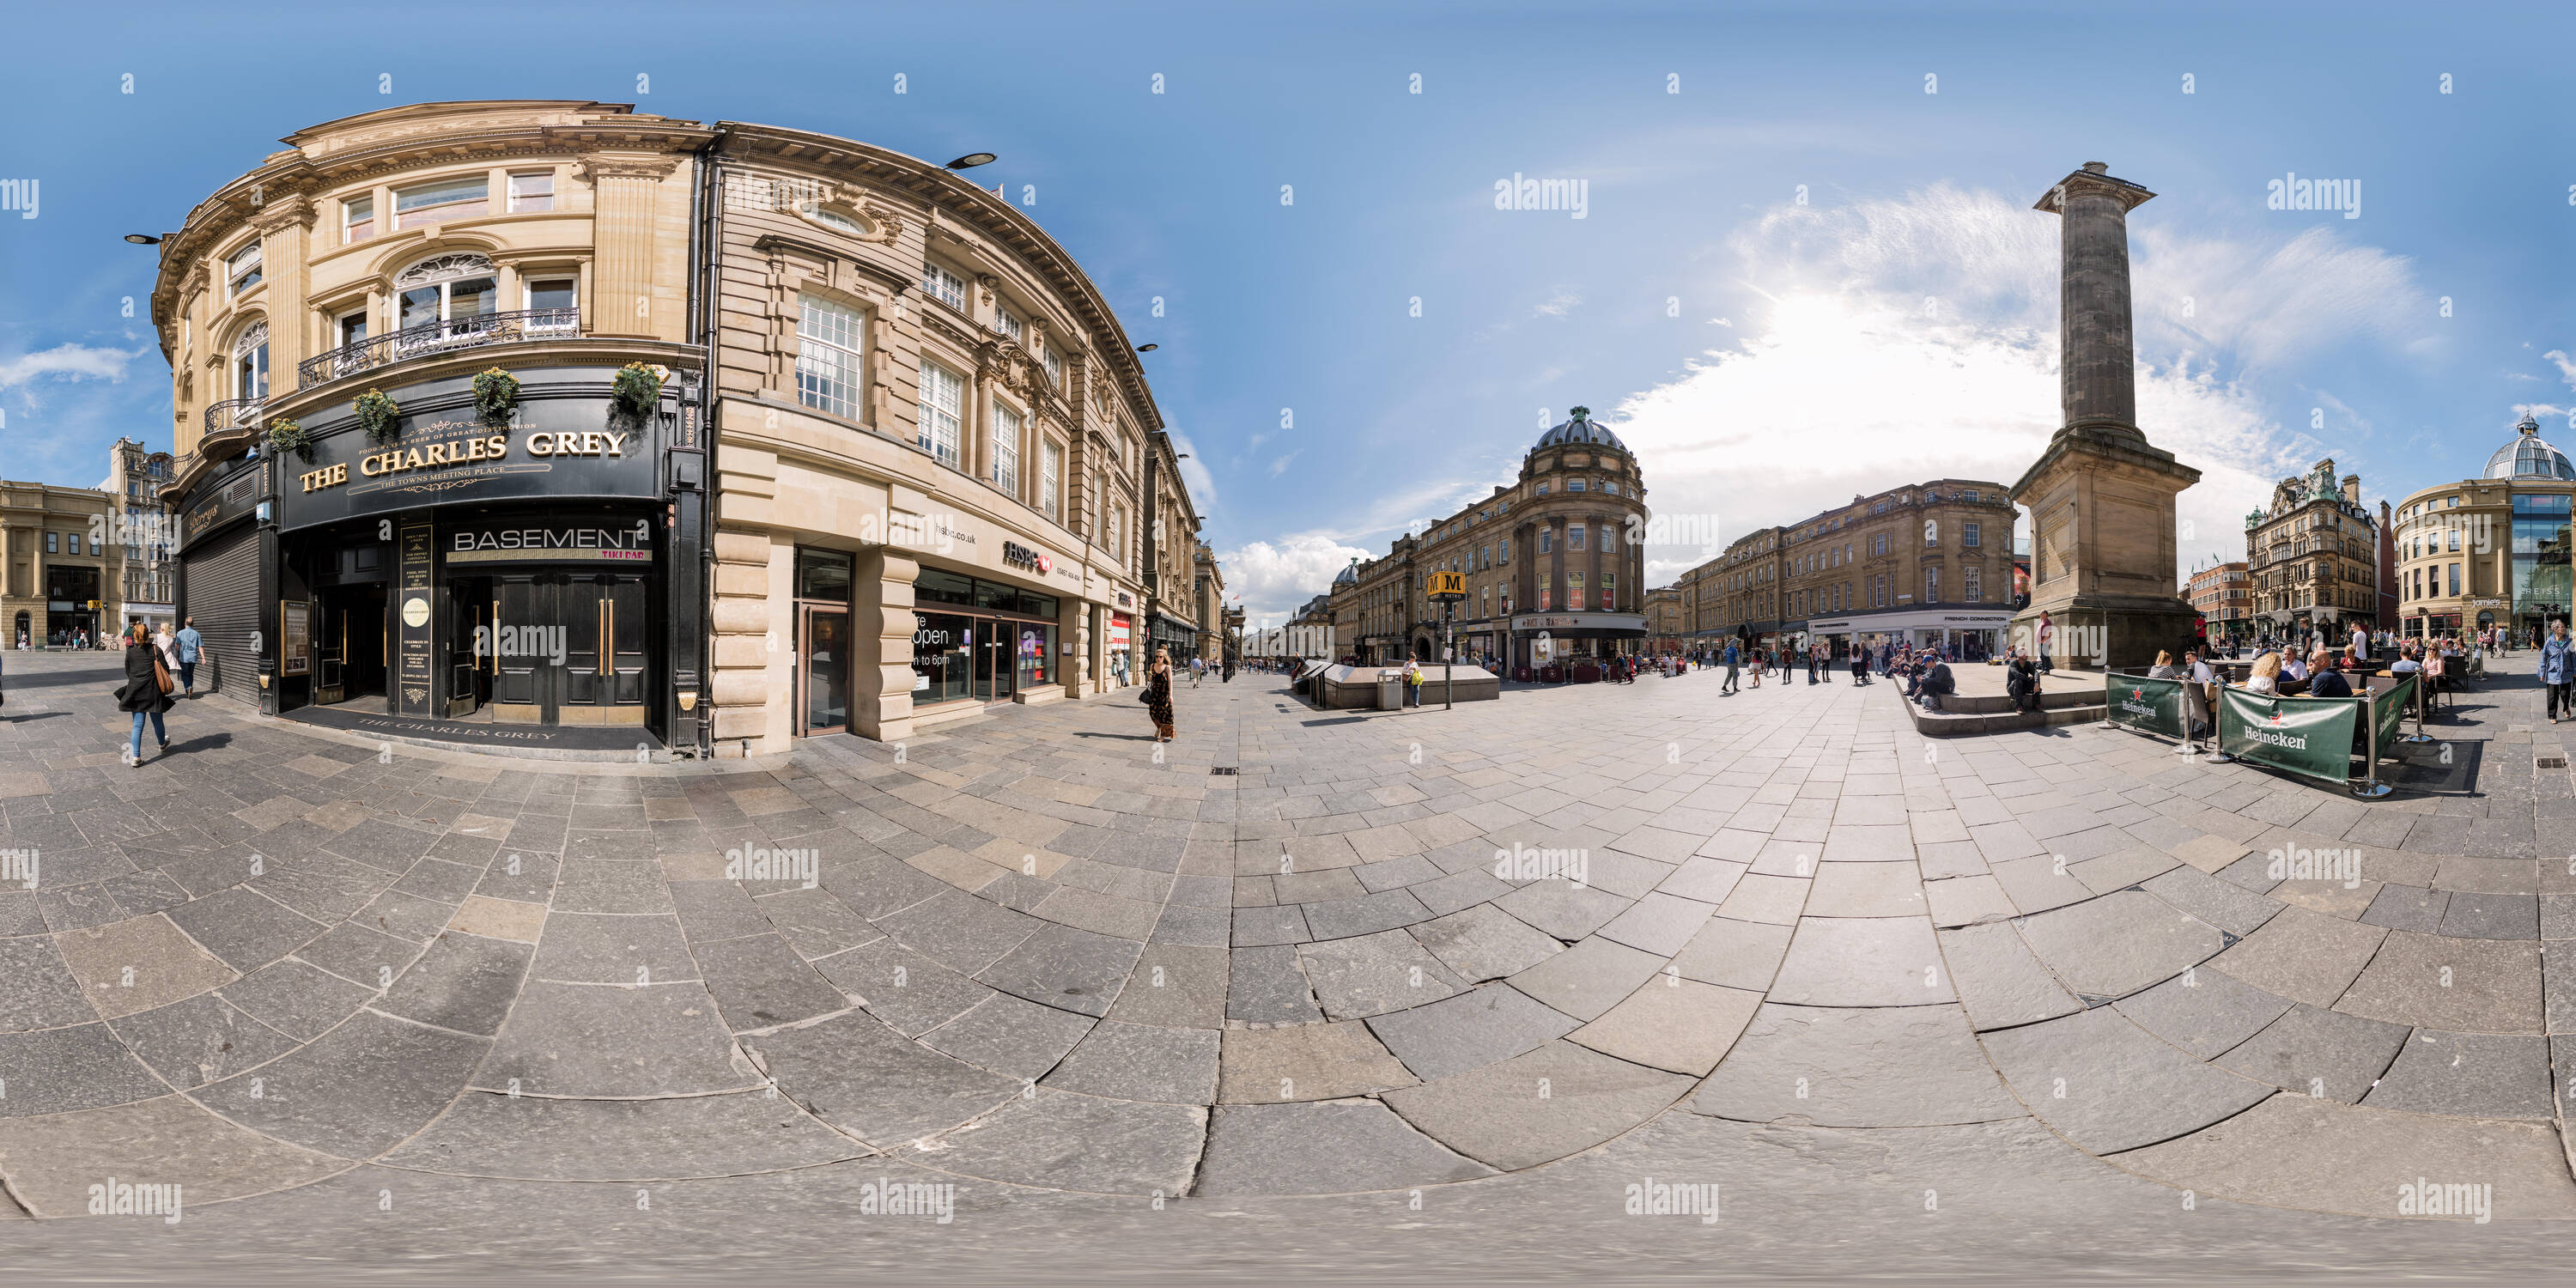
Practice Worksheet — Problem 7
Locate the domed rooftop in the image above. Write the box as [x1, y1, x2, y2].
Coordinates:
[1332, 558, 1359, 587]
[2485, 414, 2576, 481]
[1535, 406, 1625, 453]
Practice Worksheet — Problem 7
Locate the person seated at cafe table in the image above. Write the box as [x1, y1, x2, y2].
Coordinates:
[2306, 650, 2354, 699]
[2277, 651, 2311, 694]
[2147, 649, 2180, 679]
[2243, 650, 2281, 695]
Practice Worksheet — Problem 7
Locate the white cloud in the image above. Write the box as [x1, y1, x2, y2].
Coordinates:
[1533, 289, 1582, 318]
[1267, 451, 1299, 477]
[1607, 184, 2425, 585]
[1220, 532, 1370, 623]
[0, 343, 137, 388]
[1166, 430, 1217, 512]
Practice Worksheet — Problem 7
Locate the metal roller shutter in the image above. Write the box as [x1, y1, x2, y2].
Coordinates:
[183, 523, 260, 702]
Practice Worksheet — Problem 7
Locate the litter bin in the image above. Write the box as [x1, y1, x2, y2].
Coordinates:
[1377, 670, 1404, 710]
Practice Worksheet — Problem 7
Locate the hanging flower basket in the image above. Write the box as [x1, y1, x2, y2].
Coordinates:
[473, 368, 521, 429]
[611, 362, 665, 419]
[354, 388, 401, 443]
[266, 416, 313, 464]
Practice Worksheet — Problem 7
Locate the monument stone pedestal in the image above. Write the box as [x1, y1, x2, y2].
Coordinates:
[2011, 425, 2202, 670]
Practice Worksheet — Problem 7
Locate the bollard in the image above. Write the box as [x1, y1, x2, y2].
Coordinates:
[2203, 681, 2234, 763]
[2399, 671, 2434, 744]
[2351, 687, 2391, 799]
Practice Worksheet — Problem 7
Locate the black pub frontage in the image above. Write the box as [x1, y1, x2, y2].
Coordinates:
[173, 360, 707, 753]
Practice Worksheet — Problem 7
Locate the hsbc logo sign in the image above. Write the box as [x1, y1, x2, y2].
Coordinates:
[1002, 540, 1051, 574]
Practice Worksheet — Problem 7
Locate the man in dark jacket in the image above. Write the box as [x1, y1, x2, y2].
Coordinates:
[2306, 651, 2354, 700]
[2005, 650, 2040, 713]
[1917, 659, 1955, 712]
[116, 623, 175, 766]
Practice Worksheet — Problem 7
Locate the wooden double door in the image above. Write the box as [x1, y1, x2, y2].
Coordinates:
[485, 573, 649, 725]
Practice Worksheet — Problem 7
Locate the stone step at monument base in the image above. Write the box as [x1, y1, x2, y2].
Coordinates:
[1899, 690, 2109, 737]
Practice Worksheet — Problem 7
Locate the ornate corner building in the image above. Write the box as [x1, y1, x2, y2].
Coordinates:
[1324, 408, 1649, 671]
[150, 100, 1213, 756]
[2243, 457, 2380, 639]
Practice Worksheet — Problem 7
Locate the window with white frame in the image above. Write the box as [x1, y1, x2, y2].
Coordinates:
[1042, 344, 1063, 392]
[1965, 564, 1983, 601]
[343, 195, 374, 244]
[227, 243, 262, 296]
[1924, 519, 1939, 546]
[1963, 520, 1981, 548]
[797, 294, 866, 421]
[994, 304, 1024, 341]
[507, 171, 555, 214]
[1872, 532, 1889, 556]
[1925, 566, 1940, 602]
[233, 322, 269, 400]
[993, 404, 1022, 494]
[526, 278, 578, 328]
[804, 204, 864, 234]
[394, 175, 489, 229]
[395, 253, 497, 331]
[916, 361, 964, 466]
[923, 262, 969, 311]
[1041, 440, 1062, 522]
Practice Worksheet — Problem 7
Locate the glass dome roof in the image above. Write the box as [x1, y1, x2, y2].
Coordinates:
[2486, 415, 2576, 481]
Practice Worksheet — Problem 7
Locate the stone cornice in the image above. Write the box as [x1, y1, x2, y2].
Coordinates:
[576, 151, 684, 182]
[2034, 165, 2156, 215]
[149, 103, 716, 350]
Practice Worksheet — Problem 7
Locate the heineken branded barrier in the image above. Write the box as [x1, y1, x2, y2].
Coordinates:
[2108, 667, 2425, 797]
[2105, 671, 2188, 740]
[2216, 674, 2416, 799]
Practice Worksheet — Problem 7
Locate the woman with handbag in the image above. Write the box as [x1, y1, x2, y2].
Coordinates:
[117, 623, 176, 767]
[1146, 647, 1177, 742]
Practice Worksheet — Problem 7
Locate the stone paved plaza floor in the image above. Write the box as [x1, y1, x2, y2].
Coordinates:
[3, 648, 2575, 1282]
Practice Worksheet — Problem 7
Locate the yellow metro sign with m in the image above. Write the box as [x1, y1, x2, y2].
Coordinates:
[1427, 571, 1467, 603]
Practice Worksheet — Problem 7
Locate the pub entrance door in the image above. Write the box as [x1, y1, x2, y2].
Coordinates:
[493, 574, 648, 724]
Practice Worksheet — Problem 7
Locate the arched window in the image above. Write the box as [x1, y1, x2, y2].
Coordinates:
[232, 321, 270, 400]
[394, 252, 497, 331]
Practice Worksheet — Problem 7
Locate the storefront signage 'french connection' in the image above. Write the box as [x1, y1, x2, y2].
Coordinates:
[299, 431, 629, 494]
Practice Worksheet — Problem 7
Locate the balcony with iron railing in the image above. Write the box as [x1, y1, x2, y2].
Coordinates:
[204, 397, 266, 437]
[298, 307, 580, 388]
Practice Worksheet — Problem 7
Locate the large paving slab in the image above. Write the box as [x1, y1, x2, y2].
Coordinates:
[1693, 1003, 2026, 1127]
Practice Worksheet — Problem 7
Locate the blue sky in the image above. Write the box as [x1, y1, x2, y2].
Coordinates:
[3, 1, 2572, 623]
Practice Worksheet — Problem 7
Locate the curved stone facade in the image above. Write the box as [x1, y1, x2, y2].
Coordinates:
[145, 100, 1205, 756]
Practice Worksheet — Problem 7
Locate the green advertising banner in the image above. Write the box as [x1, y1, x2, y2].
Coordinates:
[2220, 686, 2359, 786]
[2372, 676, 2415, 752]
[2105, 672, 2187, 739]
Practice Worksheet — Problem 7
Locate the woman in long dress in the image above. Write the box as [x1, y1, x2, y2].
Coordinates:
[1147, 647, 1176, 742]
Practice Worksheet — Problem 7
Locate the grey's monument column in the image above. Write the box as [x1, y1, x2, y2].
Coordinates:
[2009, 162, 2202, 671]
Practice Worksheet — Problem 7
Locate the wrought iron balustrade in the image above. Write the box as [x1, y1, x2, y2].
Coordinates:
[296, 307, 580, 386]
